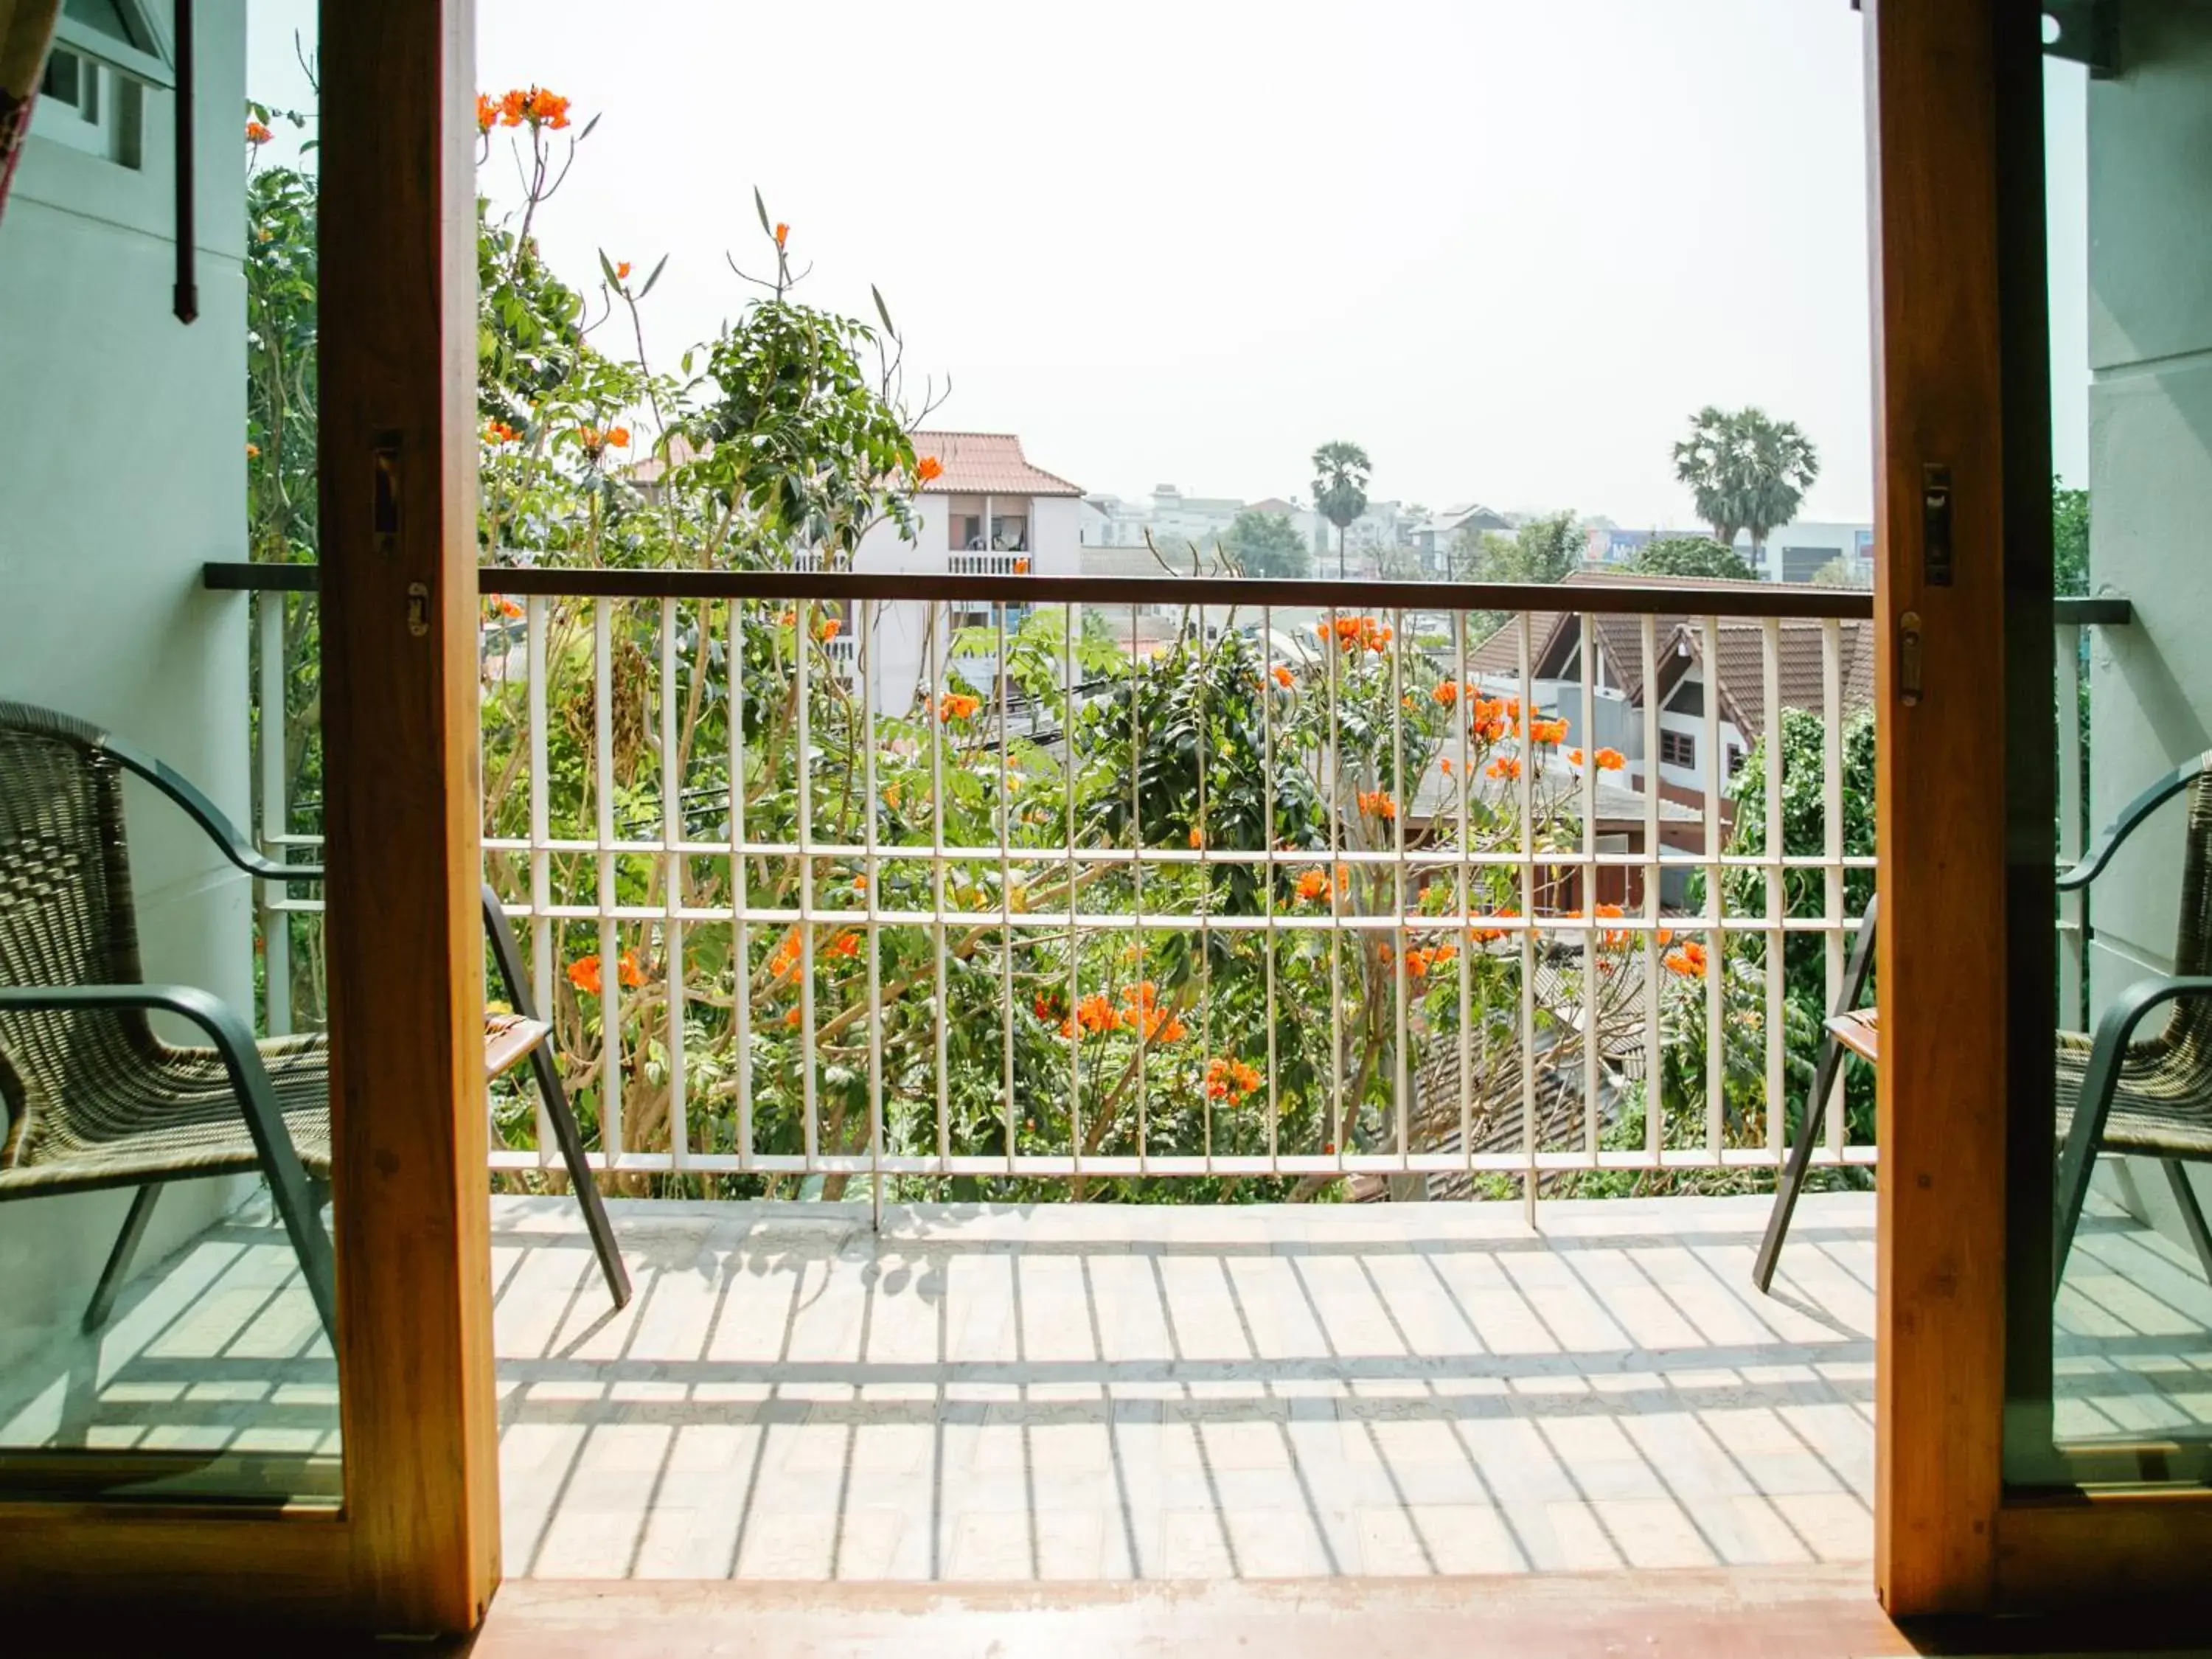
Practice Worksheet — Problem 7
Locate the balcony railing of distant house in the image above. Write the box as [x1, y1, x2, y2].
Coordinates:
[200, 562, 2130, 1202]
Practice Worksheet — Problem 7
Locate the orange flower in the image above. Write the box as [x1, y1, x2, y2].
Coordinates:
[1061, 992, 1124, 1040]
[566, 955, 602, 996]
[774, 222, 790, 249]
[1034, 994, 1060, 1021]
[245, 442, 261, 459]
[604, 425, 631, 449]
[1594, 747, 1626, 771]
[784, 1007, 803, 1028]
[498, 89, 527, 127]
[1204, 1056, 1263, 1100]
[1358, 790, 1397, 821]
[492, 597, 524, 621]
[476, 94, 498, 133]
[852, 873, 869, 891]
[1272, 664, 1294, 690]
[615, 260, 632, 281]
[484, 420, 521, 445]
[616, 950, 644, 988]
[526, 87, 571, 130]
[1441, 757, 1454, 777]
[817, 617, 842, 641]
[1467, 907, 1518, 945]
[1188, 827, 1203, 849]
[1568, 748, 1584, 768]
[827, 931, 861, 959]
[1486, 757, 1521, 781]
[577, 425, 602, 449]
[1528, 717, 1569, 745]
[245, 119, 274, 146]
[1663, 940, 1710, 978]
[939, 692, 981, 723]
[916, 455, 944, 484]
[1433, 681, 1458, 706]
[1295, 868, 1329, 903]
[777, 608, 797, 627]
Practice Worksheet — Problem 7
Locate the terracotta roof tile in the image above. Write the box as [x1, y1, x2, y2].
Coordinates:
[912, 431, 1082, 498]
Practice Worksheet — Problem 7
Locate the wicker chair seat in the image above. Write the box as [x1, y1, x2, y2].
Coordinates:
[0, 1030, 330, 1196]
[2054, 1026, 2212, 1159]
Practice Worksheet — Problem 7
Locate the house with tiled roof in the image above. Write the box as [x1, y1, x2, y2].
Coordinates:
[852, 431, 1085, 714]
[1464, 570, 1877, 830]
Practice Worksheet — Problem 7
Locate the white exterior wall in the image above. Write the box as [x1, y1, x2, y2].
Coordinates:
[0, 10, 257, 1371]
[854, 488, 1082, 714]
[2079, 10, 2212, 1245]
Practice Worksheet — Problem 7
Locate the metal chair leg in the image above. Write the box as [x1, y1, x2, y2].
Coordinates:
[482, 883, 631, 1309]
[2162, 1160, 2212, 1287]
[2053, 1077, 2119, 1296]
[1754, 894, 1878, 1294]
[83, 1185, 163, 1332]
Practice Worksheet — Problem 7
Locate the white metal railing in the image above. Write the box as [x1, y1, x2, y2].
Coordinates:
[233, 570, 1892, 1195]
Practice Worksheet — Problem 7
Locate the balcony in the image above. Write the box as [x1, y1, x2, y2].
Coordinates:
[6, 568, 2188, 1584]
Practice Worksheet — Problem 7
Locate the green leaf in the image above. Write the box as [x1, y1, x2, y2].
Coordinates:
[639, 254, 669, 299]
[754, 187, 772, 237]
[597, 248, 619, 288]
[578, 112, 602, 142]
[871, 284, 897, 339]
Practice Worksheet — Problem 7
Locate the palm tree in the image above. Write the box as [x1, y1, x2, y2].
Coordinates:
[1310, 440, 1372, 580]
[1671, 406, 1820, 570]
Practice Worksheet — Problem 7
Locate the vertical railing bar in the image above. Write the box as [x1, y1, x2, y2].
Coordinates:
[1327, 605, 1345, 1172]
[1762, 616, 1786, 1162]
[1579, 612, 1599, 1166]
[1197, 600, 1212, 1175]
[661, 597, 688, 1172]
[1641, 613, 1663, 1164]
[1065, 600, 1082, 1178]
[1455, 610, 1473, 1178]
[1391, 605, 1410, 1167]
[594, 597, 622, 1164]
[1262, 601, 1279, 1172]
[1821, 617, 1846, 1155]
[730, 598, 753, 1170]
[528, 595, 553, 1161]
[932, 608, 949, 1167]
[997, 601, 1015, 1174]
[797, 596, 818, 1167]
[1517, 613, 1537, 1225]
[1131, 601, 1147, 1172]
[863, 598, 883, 1220]
[255, 593, 292, 1039]
[1701, 615, 1724, 1164]
[2056, 620, 2085, 1031]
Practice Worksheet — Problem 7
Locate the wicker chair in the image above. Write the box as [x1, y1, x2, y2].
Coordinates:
[2052, 752, 2212, 1291]
[0, 701, 632, 1349]
[1757, 754, 2212, 1297]
[0, 702, 338, 1342]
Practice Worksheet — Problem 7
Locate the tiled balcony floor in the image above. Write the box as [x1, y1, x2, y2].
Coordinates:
[9, 1186, 2208, 1583]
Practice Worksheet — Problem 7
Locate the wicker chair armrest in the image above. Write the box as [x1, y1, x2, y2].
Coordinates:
[97, 731, 323, 887]
[2078, 975, 2212, 1101]
[2059, 753, 2210, 892]
[0, 982, 338, 1332]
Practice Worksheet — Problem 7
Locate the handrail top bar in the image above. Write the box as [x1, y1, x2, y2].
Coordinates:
[200, 561, 2132, 626]
[205, 560, 1883, 619]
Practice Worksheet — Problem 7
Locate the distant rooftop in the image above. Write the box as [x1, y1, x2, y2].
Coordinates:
[913, 431, 1083, 498]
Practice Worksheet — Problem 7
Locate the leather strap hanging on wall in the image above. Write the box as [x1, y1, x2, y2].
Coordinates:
[0, 0, 63, 229]
[171, 0, 194, 322]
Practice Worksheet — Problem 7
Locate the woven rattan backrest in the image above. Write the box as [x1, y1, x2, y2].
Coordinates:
[0, 705, 147, 1162]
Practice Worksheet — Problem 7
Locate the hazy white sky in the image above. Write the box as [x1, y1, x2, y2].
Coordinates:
[247, 1, 2091, 527]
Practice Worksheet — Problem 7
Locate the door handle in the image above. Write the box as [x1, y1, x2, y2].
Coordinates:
[1899, 610, 1924, 707]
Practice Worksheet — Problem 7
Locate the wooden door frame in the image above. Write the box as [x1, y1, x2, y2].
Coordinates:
[1868, 0, 2212, 1617]
[0, 0, 497, 1634]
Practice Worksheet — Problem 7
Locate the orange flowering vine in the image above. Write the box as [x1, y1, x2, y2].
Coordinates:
[1663, 939, 1710, 978]
[1486, 757, 1522, 782]
[915, 455, 945, 484]
[476, 93, 499, 133]
[615, 260, 632, 281]
[484, 419, 522, 445]
[1528, 717, 1570, 745]
[245, 119, 274, 146]
[1204, 1056, 1263, 1101]
[939, 692, 981, 723]
[566, 950, 643, 997]
[1357, 789, 1397, 821]
[1271, 664, 1294, 690]
[773, 221, 790, 249]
